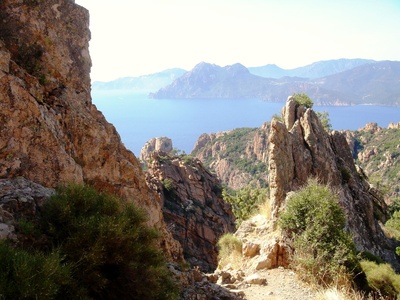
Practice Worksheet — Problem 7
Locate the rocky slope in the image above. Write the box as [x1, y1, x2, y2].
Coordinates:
[0, 0, 182, 260]
[144, 151, 236, 272]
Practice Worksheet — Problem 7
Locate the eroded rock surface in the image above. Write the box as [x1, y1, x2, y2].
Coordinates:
[140, 136, 173, 163]
[146, 152, 236, 272]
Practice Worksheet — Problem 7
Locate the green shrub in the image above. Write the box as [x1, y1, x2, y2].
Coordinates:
[3, 184, 179, 299]
[223, 187, 268, 224]
[385, 210, 400, 239]
[316, 111, 332, 131]
[0, 241, 70, 299]
[293, 93, 313, 108]
[162, 178, 175, 192]
[279, 179, 359, 286]
[360, 260, 400, 297]
[38, 184, 178, 300]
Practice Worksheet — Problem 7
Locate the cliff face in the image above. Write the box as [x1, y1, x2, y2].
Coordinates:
[0, 0, 183, 259]
[145, 152, 236, 272]
[268, 97, 398, 268]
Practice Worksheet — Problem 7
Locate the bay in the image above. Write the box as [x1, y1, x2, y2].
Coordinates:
[92, 90, 400, 156]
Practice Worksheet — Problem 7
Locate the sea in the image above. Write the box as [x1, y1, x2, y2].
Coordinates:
[92, 90, 400, 156]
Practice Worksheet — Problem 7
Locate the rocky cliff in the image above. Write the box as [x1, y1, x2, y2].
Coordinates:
[145, 151, 236, 272]
[268, 97, 398, 268]
[0, 0, 182, 260]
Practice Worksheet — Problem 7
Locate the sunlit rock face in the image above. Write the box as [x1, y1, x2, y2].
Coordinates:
[0, 0, 183, 261]
[268, 96, 399, 269]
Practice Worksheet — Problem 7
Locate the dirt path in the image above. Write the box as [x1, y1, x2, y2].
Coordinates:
[239, 268, 316, 300]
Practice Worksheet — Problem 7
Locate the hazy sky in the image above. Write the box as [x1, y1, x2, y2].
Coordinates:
[75, 0, 400, 82]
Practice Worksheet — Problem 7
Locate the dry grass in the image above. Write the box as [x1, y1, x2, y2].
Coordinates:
[217, 233, 243, 269]
[314, 286, 365, 300]
[258, 197, 272, 220]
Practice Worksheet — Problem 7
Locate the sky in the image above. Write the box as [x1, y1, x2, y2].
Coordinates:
[75, 0, 400, 82]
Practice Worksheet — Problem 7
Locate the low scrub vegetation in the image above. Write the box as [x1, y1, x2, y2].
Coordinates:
[279, 179, 360, 287]
[293, 92, 313, 108]
[360, 260, 400, 298]
[1, 184, 178, 300]
[223, 186, 268, 224]
[217, 233, 242, 269]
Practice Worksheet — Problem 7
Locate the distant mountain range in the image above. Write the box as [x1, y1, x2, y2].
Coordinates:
[92, 68, 186, 93]
[150, 60, 400, 106]
[248, 58, 375, 79]
[92, 59, 400, 106]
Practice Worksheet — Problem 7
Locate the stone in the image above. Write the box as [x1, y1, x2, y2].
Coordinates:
[139, 136, 173, 162]
[244, 273, 267, 285]
[0, 41, 11, 74]
[242, 241, 260, 257]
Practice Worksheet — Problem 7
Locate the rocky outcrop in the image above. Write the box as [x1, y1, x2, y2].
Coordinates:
[0, 177, 54, 240]
[268, 96, 399, 268]
[140, 136, 173, 163]
[145, 152, 236, 272]
[0, 0, 182, 261]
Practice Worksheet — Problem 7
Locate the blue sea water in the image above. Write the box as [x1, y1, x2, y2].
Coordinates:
[92, 90, 400, 156]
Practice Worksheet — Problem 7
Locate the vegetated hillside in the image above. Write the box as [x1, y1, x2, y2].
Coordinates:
[191, 126, 270, 190]
[347, 122, 400, 202]
[92, 68, 186, 93]
[248, 58, 375, 79]
[151, 61, 400, 106]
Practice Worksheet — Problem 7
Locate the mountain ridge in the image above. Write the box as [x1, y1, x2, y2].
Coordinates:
[248, 58, 376, 79]
[150, 60, 400, 106]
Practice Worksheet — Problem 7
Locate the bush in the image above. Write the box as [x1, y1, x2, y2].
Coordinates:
[279, 179, 359, 286]
[39, 184, 178, 300]
[316, 111, 332, 131]
[360, 260, 400, 297]
[223, 187, 268, 224]
[0, 241, 70, 299]
[293, 93, 313, 108]
[2, 184, 178, 300]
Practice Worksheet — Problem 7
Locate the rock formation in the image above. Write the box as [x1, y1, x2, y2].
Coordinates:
[0, 177, 54, 240]
[0, 0, 182, 261]
[268, 96, 399, 268]
[140, 136, 173, 163]
[145, 152, 236, 272]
